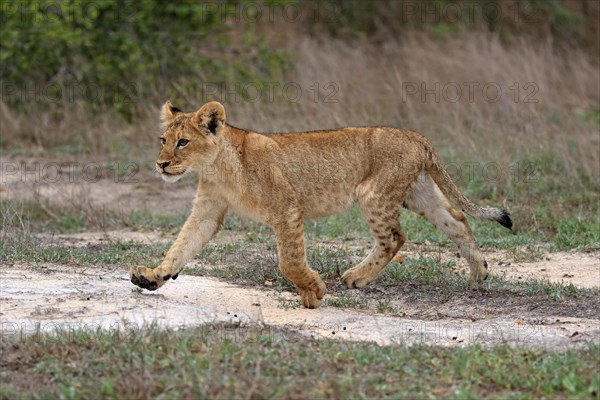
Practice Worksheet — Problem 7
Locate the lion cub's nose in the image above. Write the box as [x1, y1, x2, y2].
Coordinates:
[157, 161, 171, 170]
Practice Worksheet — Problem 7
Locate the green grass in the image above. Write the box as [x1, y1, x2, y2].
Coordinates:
[2, 174, 598, 250]
[0, 199, 191, 235]
[189, 243, 359, 293]
[375, 297, 398, 314]
[382, 255, 596, 302]
[1, 230, 592, 304]
[124, 208, 189, 232]
[379, 255, 460, 289]
[305, 205, 369, 239]
[0, 234, 168, 267]
[1, 325, 598, 399]
[303, 203, 594, 251]
[521, 277, 584, 302]
[1, 199, 90, 234]
[553, 214, 600, 251]
[0, 198, 283, 239]
[1, 221, 595, 308]
[322, 294, 369, 310]
[188, 238, 595, 304]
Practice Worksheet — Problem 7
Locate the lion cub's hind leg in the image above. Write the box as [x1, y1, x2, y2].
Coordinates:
[404, 172, 488, 284]
[341, 196, 407, 289]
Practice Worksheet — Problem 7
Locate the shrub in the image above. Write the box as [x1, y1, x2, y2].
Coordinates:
[0, 0, 292, 118]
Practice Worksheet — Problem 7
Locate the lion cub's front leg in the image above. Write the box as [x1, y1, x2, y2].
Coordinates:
[273, 213, 326, 309]
[130, 199, 227, 291]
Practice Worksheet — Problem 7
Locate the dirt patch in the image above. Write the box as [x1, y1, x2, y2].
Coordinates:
[334, 240, 599, 289]
[454, 250, 600, 289]
[1, 263, 598, 349]
[2, 157, 598, 349]
[500, 252, 600, 289]
[0, 156, 196, 214]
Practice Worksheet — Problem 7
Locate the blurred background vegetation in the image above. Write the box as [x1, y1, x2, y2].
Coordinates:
[0, 0, 598, 248]
[2, 1, 598, 117]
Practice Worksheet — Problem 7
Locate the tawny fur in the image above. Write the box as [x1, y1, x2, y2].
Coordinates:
[130, 101, 512, 308]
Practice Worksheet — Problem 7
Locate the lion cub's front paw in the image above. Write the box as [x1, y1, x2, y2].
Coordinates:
[341, 267, 375, 289]
[130, 266, 169, 291]
[299, 278, 326, 309]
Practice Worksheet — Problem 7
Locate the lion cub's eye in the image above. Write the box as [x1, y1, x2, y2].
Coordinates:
[177, 139, 189, 147]
[160, 137, 166, 145]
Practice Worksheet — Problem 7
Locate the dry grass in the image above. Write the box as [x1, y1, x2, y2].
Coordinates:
[3, 32, 597, 178]
[1, 31, 598, 244]
[233, 34, 599, 179]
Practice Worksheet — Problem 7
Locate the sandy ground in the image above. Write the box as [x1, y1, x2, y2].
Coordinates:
[1, 255, 598, 350]
[1, 158, 599, 349]
[491, 252, 599, 289]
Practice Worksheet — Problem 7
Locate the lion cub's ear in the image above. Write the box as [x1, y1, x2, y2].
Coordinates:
[160, 100, 183, 128]
[195, 101, 226, 135]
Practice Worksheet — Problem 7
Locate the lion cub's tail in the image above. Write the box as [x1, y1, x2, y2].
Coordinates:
[425, 149, 512, 230]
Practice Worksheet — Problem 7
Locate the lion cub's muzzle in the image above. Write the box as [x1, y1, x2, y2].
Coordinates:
[156, 160, 171, 171]
[156, 160, 180, 175]
[156, 161, 187, 182]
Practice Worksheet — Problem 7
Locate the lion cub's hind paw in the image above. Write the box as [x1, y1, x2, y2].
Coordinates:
[341, 268, 375, 289]
[468, 270, 490, 287]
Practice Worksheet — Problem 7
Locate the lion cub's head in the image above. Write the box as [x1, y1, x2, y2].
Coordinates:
[156, 100, 226, 182]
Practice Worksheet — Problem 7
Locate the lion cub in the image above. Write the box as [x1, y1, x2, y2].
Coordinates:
[130, 101, 512, 308]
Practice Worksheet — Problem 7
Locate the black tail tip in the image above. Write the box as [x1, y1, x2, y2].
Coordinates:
[497, 209, 513, 230]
